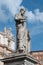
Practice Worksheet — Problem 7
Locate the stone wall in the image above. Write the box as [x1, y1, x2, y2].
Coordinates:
[4, 60, 36, 65]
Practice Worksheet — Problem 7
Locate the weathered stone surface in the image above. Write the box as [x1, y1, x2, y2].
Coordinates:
[15, 8, 30, 53]
[15, 11, 26, 51]
[4, 53, 39, 65]
[5, 61, 34, 65]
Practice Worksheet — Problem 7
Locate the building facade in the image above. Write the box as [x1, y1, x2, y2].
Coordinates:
[0, 27, 15, 51]
[30, 50, 43, 65]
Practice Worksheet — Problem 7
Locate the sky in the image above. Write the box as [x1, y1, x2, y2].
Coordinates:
[0, 0, 43, 51]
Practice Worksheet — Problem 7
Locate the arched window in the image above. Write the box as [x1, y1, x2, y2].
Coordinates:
[8, 40, 10, 46]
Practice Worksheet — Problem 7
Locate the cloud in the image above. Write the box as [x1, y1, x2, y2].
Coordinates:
[26, 9, 43, 23]
[0, 0, 22, 22]
[0, 0, 43, 23]
[25, 9, 43, 37]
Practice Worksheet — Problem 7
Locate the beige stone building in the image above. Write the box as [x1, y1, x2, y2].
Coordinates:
[0, 27, 15, 59]
[30, 50, 43, 65]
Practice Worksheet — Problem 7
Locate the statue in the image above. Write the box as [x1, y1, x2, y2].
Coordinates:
[15, 8, 30, 53]
[15, 8, 26, 29]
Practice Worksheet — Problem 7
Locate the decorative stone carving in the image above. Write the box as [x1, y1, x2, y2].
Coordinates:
[15, 8, 26, 51]
[15, 8, 30, 53]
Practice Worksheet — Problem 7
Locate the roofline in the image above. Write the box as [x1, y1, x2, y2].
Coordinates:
[30, 50, 43, 53]
[0, 53, 39, 64]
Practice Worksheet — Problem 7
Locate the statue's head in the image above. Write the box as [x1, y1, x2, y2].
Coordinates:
[20, 8, 25, 15]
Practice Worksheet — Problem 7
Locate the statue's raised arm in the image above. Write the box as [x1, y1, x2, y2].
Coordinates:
[15, 8, 26, 23]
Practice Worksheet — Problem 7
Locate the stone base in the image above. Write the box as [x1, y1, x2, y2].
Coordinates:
[0, 53, 39, 65]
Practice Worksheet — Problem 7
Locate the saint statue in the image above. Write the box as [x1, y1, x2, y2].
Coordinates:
[15, 8, 30, 53]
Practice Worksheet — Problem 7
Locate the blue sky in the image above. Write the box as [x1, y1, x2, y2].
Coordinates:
[0, 0, 43, 51]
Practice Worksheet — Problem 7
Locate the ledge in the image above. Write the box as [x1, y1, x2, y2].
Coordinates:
[0, 53, 40, 64]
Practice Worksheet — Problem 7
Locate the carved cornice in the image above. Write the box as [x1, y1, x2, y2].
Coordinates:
[0, 31, 15, 42]
[0, 44, 15, 53]
[0, 53, 40, 64]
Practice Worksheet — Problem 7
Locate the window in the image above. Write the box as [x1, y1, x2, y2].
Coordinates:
[8, 40, 10, 46]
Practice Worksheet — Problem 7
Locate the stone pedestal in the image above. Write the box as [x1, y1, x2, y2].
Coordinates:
[2, 53, 39, 65]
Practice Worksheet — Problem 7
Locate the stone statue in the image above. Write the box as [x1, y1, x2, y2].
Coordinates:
[15, 8, 30, 53]
[15, 8, 26, 50]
